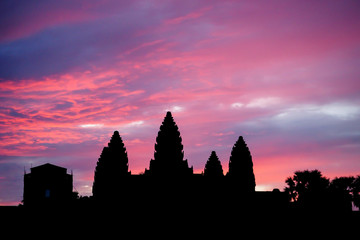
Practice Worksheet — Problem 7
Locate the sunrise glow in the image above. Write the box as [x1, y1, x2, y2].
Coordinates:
[1, 0, 360, 205]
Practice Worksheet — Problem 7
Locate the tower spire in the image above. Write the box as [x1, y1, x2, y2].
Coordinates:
[146, 111, 193, 176]
[93, 131, 130, 199]
[227, 136, 256, 192]
[204, 151, 224, 177]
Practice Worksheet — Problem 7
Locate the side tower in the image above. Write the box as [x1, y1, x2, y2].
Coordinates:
[204, 151, 224, 177]
[227, 136, 256, 192]
[145, 112, 193, 176]
[92, 131, 130, 199]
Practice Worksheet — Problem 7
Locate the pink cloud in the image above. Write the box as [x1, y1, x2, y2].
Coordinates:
[0, 3, 100, 42]
[164, 6, 213, 25]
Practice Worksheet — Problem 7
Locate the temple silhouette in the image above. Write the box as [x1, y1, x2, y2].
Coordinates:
[90, 111, 285, 212]
[9, 111, 357, 233]
[23, 111, 286, 213]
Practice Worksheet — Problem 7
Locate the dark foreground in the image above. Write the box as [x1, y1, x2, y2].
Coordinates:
[1, 204, 359, 238]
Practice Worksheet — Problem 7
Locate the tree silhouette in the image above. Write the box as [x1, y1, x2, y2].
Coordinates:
[285, 170, 360, 211]
[204, 151, 224, 177]
[285, 170, 330, 210]
[146, 112, 193, 176]
[353, 176, 360, 209]
[227, 136, 255, 192]
[92, 131, 130, 199]
[329, 176, 355, 211]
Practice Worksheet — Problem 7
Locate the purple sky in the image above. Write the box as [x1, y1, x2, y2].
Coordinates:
[1, 0, 360, 205]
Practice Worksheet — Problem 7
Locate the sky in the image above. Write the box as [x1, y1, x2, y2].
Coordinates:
[1, 0, 360, 205]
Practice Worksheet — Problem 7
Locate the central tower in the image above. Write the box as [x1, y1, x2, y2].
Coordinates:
[145, 112, 193, 176]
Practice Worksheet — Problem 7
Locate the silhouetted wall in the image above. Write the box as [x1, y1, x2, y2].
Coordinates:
[90, 174, 288, 214]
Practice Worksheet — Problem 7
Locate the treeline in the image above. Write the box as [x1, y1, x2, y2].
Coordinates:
[285, 170, 360, 211]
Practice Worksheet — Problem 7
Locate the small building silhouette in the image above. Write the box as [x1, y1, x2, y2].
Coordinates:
[23, 163, 73, 206]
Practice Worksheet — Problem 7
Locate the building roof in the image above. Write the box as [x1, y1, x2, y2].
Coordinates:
[30, 163, 68, 175]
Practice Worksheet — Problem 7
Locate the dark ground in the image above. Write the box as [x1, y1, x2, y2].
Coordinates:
[0, 205, 359, 238]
